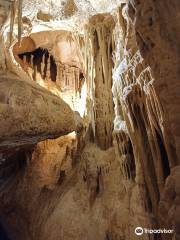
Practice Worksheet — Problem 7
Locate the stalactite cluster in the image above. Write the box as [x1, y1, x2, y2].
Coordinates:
[110, 4, 179, 226]
[113, 46, 176, 214]
[17, 46, 85, 96]
[18, 48, 57, 82]
[56, 63, 85, 95]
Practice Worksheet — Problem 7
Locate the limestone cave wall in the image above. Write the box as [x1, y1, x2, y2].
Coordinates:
[0, 0, 179, 240]
[112, 1, 180, 238]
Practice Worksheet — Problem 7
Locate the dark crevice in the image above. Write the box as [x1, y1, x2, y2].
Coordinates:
[50, 55, 57, 82]
[101, 58, 105, 84]
[43, 50, 49, 79]
[155, 130, 170, 179]
[18, 48, 57, 82]
[0, 223, 11, 240]
[145, 183, 153, 213]
[96, 175, 100, 195]
[58, 171, 66, 185]
[94, 30, 100, 51]
[128, 139, 136, 180]
[0, 150, 28, 181]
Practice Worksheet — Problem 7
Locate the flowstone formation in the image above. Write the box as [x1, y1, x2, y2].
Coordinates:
[0, 0, 180, 240]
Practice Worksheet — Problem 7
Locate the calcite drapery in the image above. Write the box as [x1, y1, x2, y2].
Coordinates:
[112, 2, 179, 230]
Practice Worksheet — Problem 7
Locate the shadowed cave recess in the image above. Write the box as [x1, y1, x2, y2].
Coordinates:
[0, 0, 180, 240]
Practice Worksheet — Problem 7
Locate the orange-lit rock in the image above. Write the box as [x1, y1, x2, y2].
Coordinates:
[0, 74, 75, 152]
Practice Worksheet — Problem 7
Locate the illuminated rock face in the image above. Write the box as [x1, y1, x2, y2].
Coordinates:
[0, 74, 75, 153]
[0, 1, 180, 240]
[12, 31, 86, 115]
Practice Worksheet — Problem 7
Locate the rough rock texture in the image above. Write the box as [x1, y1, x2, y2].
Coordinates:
[159, 166, 180, 240]
[131, 0, 180, 163]
[111, 2, 180, 238]
[0, 143, 151, 240]
[0, 133, 79, 240]
[125, 1, 180, 236]
[0, 74, 75, 152]
[12, 31, 86, 114]
[85, 14, 115, 150]
[0, 0, 180, 240]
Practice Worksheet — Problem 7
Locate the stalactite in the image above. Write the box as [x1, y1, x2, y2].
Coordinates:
[113, 127, 135, 181]
[112, 41, 176, 213]
[46, 55, 50, 81]
[33, 64, 37, 81]
[56, 62, 61, 88]
[17, 45, 85, 112]
[9, 0, 16, 46]
[17, 0, 23, 46]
